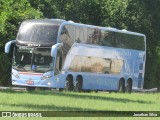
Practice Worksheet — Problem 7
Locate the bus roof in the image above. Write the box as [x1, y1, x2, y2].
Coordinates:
[22, 19, 145, 37]
[22, 19, 66, 25]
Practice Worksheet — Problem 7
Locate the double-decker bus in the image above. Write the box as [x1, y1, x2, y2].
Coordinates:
[5, 19, 146, 92]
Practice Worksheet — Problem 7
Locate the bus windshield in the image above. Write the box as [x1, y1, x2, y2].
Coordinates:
[13, 46, 53, 73]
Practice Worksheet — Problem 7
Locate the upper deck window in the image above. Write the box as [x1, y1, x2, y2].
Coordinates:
[60, 24, 145, 51]
[17, 22, 59, 45]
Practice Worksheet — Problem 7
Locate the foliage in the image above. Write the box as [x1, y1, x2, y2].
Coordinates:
[0, 54, 11, 86]
[0, 0, 42, 86]
[0, 0, 42, 45]
[121, 0, 160, 89]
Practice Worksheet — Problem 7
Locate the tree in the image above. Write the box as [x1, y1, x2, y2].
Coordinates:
[124, 0, 160, 89]
[0, 0, 42, 46]
[0, 0, 42, 86]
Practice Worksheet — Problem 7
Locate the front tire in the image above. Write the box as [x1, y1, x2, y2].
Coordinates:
[118, 78, 125, 93]
[59, 88, 63, 92]
[126, 79, 132, 93]
[26, 87, 35, 92]
[65, 75, 73, 91]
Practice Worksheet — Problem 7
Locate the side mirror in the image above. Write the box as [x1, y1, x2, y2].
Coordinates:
[51, 43, 63, 57]
[5, 40, 16, 53]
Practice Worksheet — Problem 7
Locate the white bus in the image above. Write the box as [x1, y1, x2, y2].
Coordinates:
[5, 19, 146, 92]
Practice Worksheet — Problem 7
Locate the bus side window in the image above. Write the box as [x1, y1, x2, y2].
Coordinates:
[59, 57, 62, 70]
[110, 59, 123, 74]
[102, 59, 111, 74]
[60, 27, 67, 42]
[55, 49, 63, 75]
[55, 57, 60, 75]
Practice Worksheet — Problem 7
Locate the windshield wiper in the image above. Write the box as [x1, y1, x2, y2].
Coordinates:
[45, 69, 53, 72]
[17, 65, 27, 72]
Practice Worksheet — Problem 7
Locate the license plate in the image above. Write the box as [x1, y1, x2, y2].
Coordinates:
[26, 80, 34, 85]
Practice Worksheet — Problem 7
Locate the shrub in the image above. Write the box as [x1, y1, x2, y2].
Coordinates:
[0, 53, 12, 86]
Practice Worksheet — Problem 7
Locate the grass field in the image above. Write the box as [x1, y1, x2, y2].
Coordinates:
[0, 90, 159, 119]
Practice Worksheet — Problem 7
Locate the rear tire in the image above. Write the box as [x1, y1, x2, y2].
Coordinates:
[126, 79, 132, 93]
[118, 79, 125, 93]
[74, 76, 83, 92]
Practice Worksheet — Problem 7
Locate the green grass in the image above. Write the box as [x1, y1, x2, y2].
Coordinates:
[0, 90, 159, 111]
[0, 90, 159, 119]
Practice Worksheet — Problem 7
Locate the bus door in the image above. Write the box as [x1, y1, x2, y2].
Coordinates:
[53, 49, 65, 88]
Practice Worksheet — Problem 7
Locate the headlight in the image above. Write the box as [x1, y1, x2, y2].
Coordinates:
[48, 82, 51, 86]
[41, 75, 52, 80]
[12, 72, 20, 79]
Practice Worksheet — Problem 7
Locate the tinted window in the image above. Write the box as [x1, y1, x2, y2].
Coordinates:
[100, 31, 145, 50]
[60, 25, 145, 51]
[86, 29, 145, 50]
[17, 23, 59, 44]
[60, 25, 74, 48]
[59, 25, 75, 70]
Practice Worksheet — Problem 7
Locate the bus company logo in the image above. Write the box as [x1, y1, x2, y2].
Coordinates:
[1, 112, 42, 117]
[2, 112, 12, 117]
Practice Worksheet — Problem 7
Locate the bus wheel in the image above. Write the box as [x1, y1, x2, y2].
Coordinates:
[26, 87, 35, 92]
[74, 75, 83, 92]
[118, 78, 125, 93]
[59, 88, 63, 92]
[126, 79, 132, 93]
[65, 75, 73, 91]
